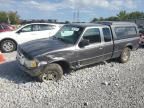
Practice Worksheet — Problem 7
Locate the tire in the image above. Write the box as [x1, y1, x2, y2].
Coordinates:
[38, 63, 63, 82]
[119, 47, 131, 63]
[1, 39, 17, 53]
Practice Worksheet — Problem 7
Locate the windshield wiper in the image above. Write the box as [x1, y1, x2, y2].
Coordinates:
[53, 36, 57, 39]
[57, 37, 66, 42]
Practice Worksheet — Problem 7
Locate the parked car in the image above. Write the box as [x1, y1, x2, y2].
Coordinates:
[0, 23, 14, 33]
[0, 23, 63, 52]
[139, 30, 144, 46]
[17, 22, 139, 82]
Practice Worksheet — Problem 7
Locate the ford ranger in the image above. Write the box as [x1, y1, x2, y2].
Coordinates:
[17, 22, 139, 82]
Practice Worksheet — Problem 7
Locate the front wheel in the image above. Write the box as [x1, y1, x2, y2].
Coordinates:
[38, 63, 63, 82]
[1, 40, 17, 53]
[119, 47, 131, 63]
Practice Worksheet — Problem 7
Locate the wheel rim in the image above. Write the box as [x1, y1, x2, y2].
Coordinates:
[123, 50, 130, 61]
[42, 71, 57, 81]
[2, 41, 14, 52]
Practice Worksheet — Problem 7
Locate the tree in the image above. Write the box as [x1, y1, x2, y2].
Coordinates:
[91, 17, 105, 22]
[65, 21, 70, 24]
[117, 10, 128, 21]
[0, 11, 20, 24]
[99, 17, 104, 21]
[8, 11, 20, 24]
[105, 16, 119, 21]
[90, 10, 144, 23]
[128, 11, 144, 19]
[91, 18, 99, 22]
[0, 12, 7, 23]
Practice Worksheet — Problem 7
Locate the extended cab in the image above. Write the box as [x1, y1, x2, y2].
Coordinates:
[17, 22, 139, 82]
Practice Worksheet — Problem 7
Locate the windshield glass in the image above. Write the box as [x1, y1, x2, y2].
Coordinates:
[54, 25, 84, 44]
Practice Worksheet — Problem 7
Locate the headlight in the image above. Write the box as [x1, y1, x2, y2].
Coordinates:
[24, 59, 37, 68]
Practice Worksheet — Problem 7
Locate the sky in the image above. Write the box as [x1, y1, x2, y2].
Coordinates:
[0, 0, 144, 22]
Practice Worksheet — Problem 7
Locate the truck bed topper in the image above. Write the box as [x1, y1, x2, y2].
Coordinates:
[95, 21, 136, 26]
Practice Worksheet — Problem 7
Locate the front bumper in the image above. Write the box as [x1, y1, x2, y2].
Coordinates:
[139, 40, 144, 45]
[17, 60, 43, 77]
[139, 36, 144, 45]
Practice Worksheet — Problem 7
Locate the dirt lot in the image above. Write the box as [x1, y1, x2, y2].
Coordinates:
[0, 48, 144, 108]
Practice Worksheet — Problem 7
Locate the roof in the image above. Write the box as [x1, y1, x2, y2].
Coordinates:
[66, 23, 105, 28]
[66, 21, 136, 28]
[23, 23, 62, 26]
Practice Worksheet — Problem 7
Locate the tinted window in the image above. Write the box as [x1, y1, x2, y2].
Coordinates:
[103, 28, 111, 42]
[2, 25, 8, 29]
[39, 24, 55, 31]
[83, 28, 101, 44]
[21, 25, 32, 32]
[115, 27, 137, 40]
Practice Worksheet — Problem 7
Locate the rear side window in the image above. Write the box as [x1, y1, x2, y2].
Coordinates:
[115, 27, 137, 40]
[2, 25, 8, 29]
[103, 28, 112, 42]
[126, 27, 137, 35]
[83, 28, 101, 44]
[32, 25, 40, 31]
[39, 24, 55, 31]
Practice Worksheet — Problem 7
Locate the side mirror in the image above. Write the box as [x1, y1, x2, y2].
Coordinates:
[16, 30, 21, 34]
[79, 39, 89, 48]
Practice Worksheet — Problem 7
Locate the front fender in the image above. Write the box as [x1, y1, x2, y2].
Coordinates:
[36, 55, 68, 66]
[47, 55, 66, 63]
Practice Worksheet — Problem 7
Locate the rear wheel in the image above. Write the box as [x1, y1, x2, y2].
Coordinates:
[1, 39, 17, 53]
[119, 47, 131, 63]
[39, 63, 63, 82]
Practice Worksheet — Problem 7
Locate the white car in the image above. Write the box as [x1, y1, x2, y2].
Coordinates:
[0, 23, 63, 53]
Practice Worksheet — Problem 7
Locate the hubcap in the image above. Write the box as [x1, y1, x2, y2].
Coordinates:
[123, 50, 129, 61]
[42, 71, 57, 81]
[3, 41, 14, 52]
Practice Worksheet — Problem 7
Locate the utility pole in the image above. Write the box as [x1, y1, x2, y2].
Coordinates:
[73, 10, 76, 22]
[72, 3, 80, 22]
[77, 8, 80, 22]
[7, 13, 11, 24]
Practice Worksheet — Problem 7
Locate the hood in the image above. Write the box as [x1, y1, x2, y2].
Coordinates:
[0, 31, 15, 36]
[19, 37, 72, 58]
[0, 31, 15, 34]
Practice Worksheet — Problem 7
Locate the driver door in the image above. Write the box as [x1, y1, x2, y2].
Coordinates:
[16, 25, 35, 44]
[77, 27, 104, 66]
[16, 24, 43, 44]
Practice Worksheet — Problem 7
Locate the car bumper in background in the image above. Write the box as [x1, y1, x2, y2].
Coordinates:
[139, 35, 144, 45]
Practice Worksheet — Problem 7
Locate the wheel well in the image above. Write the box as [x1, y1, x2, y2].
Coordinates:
[54, 61, 70, 74]
[127, 45, 133, 50]
[0, 38, 17, 49]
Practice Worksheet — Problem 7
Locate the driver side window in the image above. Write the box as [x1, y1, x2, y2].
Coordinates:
[83, 28, 101, 44]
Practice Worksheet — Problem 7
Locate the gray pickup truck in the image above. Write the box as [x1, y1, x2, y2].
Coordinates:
[17, 21, 139, 82]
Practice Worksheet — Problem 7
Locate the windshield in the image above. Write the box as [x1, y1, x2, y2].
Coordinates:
[54, 25, 84, 44]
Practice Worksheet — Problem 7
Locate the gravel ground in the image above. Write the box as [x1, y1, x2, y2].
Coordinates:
[0, 48, 144, 108]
